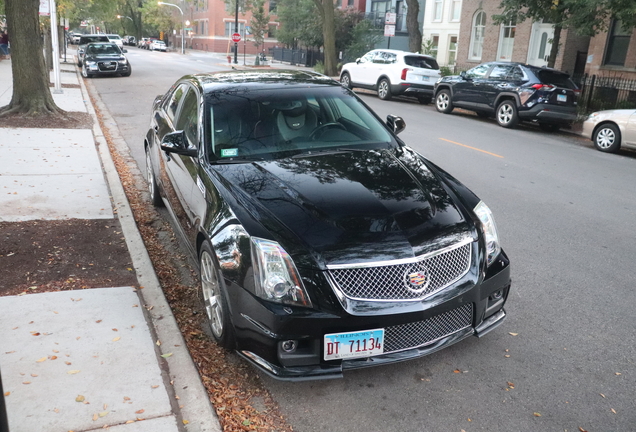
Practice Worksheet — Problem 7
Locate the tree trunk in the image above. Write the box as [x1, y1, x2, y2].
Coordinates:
[405, 0, 422, 53]
[313, 0, 338, 77]
[547, 24, 562, 69]
[1, 0, 63, 117]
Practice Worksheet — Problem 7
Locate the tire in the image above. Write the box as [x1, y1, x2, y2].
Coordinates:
[435, 89, 454, 114]
[121, 64, 132, 77]
[145, 148, 163, 207]
[340, 72, 352, 89]
[539, 123, 560, 132]
[496, 100, 519, 128]
[593, 123, 621, 153]
[418, 96, 432, 105]
[377, 78, 392, 100]
[81, 64, 93, 78]
[199, 243, 235, 349]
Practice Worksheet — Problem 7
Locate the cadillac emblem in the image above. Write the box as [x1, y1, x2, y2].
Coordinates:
[404, 268, 431, 293]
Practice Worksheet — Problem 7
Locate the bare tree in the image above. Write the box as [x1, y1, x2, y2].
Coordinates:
[405, 0, 422, 53]
[1, 0, 63, 117]
[311, 0, 337, 76]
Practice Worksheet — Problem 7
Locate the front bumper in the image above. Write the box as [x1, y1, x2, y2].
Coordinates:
[228, 251, 511, 381]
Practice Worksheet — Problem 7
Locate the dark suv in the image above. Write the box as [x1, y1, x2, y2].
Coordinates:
[434, 62, 579, 131]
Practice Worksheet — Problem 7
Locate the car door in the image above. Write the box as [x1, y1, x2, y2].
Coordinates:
[348, 51, 376, 86]
[481, 64, 515, 109]
[157, 85, 202, 250]
[452, 63, 491, 108]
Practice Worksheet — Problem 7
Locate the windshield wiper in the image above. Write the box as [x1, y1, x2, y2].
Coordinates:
[290, 147, 367, 158]
[214, 156, 265, 164]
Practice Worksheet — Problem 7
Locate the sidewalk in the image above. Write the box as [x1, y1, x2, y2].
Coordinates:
[0, 57, 220, 432]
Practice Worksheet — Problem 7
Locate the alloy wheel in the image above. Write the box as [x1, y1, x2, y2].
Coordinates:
[497, 104, 514, 125]
[436, 93, 449, 111]
[201, 250, 224, 339]
[378, 80, 390, 99]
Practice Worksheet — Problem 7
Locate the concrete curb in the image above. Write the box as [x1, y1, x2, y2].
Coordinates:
[75, 64, 221, 432]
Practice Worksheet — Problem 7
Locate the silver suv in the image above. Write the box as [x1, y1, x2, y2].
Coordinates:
[340, 49, 441, 104]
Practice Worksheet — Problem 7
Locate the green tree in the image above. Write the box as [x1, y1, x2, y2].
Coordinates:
[0, 0, 63, 117]
[341, 18, 383, 62]
[276, 0, 322, 48]
[250, 0, 269, 53]
[494, 0, 636, 68]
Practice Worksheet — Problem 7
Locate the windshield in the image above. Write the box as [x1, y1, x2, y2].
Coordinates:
[206, 86, 394, 160]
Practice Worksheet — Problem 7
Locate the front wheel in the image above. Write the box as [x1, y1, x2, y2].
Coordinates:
[200, 243, 235, 349]
[340, 72, 352, 89]
[593, 123, 621, 153]
[377, 78, 392, 100]
[496, 100, 519, 128]
[81, 64, 93, 78]
[435, 89, 454, 114]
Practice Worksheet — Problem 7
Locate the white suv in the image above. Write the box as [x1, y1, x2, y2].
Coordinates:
[340, 49, 441, 104]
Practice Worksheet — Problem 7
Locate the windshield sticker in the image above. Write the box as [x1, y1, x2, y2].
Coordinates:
[221, 148, 239, 157]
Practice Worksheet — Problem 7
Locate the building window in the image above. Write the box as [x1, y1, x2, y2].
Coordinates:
[268, 24, 277, 38]
[430, 35, 439, 58]
[450, 0, 461, 22]
[433, 0, 443, 22]
[225, 22, 245, 36]
[469, 10, 486, 60]
[604, 20, 631, 66]
[448, 35, 457, 65]
[497, 20, 516, 61]
[268, 0, 277, 12]
[348, 0, 354, 6]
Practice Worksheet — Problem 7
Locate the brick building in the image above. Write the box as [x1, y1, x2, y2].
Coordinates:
[585, 20, 636, 79]
[455, 0, 589, 76]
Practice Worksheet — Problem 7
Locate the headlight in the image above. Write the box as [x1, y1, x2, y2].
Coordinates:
[118, 60, 128, 65]
[587, 112, 600, 120]
[85, 60, 96, 65]
[251, 237, 312, 307]
[474, 201, 501, 267]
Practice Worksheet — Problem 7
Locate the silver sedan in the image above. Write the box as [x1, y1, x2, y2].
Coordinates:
[582, 108, 636, 153]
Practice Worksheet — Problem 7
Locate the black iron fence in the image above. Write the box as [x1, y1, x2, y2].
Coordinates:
[577, 74, 636, 114]
[270, 47, 323, 67]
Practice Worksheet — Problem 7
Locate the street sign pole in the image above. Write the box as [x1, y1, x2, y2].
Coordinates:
[234, 0, 239, 64]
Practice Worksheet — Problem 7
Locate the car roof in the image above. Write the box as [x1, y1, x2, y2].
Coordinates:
[180, 70, 340, 94]
[85, 42, 120, 48]
[483, 61, 570, 75]
[370, 49, 435, 59]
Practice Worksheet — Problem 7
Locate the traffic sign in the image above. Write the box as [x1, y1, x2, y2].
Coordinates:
[232, 33, 241, 43]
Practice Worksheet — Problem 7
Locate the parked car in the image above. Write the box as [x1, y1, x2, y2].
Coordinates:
[123, 35, 136, 46]
[71, 33, 82, 44]
[107, 34, 124, 48]
[77, 34, 110, 66]
[582, 108, 636, 153]
[434, 62, 579, 130]
[150, 40, 167, 51]
[137, 37, 149, 48]
[144, 70, 511, 380]
[340, 49, 441, 104]
[80, 42, 131, 78]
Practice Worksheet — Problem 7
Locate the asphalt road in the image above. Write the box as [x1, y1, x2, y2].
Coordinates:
[89, 49, 636, 432]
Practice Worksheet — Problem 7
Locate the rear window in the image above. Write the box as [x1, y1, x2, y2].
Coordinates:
[404, 56, 439, 70]
[537, 70, 578, 89]
[80, 35, 109, 44]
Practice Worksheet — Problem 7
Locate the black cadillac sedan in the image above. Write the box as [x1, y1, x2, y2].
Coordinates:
[80, 42, 131, 78]
[145, 70, 511, 380]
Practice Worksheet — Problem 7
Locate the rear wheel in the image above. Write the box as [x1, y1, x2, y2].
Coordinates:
[340, 72, 352, 89]
[377, 78, 392, 100]
[200, 243, 235, 349]
[435, 89, 454, 114]
[593, 123, 621, 153]
[496, 100, 519, 128]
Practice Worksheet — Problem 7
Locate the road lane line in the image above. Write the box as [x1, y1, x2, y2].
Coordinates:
[439, 138, 504, 158]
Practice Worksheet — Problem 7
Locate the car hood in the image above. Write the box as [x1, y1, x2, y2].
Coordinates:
[85, 53, 125, 61]
[213, 147, 475, 267]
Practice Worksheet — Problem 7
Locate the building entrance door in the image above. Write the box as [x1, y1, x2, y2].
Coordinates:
[527, 22, 554, 67]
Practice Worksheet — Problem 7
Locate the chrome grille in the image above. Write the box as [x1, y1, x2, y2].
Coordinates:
[384, 303, 473, 353]
[328, 242, 471, 301]
[98, 61, 117, 71]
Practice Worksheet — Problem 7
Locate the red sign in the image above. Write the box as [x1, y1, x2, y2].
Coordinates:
[231, 33, 241, 43]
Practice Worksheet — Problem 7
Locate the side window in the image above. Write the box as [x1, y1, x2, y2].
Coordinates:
[174, 88, 200, 149]
[332, 98, 368, 129]
[507, 66, 525, 81]
[372, 51, 386, 63]
[165, 84, 188, 124]
[465, 64, 490, 79]
[488, 65, 514, 79]
[361, 51, 375, 63]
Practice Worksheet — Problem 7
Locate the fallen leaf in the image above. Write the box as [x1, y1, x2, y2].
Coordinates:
[112, 336, 121, 342]
[242, 419, 251, 426]
[453, 369, 461, 373]
[99, 411, 109, 417]
[103, 403, 108, 410]
[611, 408, 617, 414]
[4, 392, 9, 397]
[151, 385, 159, 389]
[161, 353, 173, 358]
[125, 420, 135, 424]
[5, 351, 15, 354]
[50, 356, 58, 360]
[504, 354, 511, 358]
[36, 357, 47, 363]
[533, 412, 541, 417]
[156, 340, 161, 346]
[579, 428, 588, 432]
[96, 320, 102, 323]
[135, 409, 144, 414]
[23, 381, 31, 385]
[65, 361, 72, 365]
[112, 328, 118, 332]
[31, 332, 41, 336]
[92, 413, 98, 421]
[183, 419, 189, 425]
[123, 396, 131, 401]
[67, 370, 81, 375]
[31, 374, 38, 377]
[615, 372, 622, 376]
[76, 395, 85, 402]
[600, 393, 606, 398]
[508, 332, 518, 336]
[52, 349, 59, 353]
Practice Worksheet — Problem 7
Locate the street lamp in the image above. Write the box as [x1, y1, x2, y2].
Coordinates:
[117, 15, 133, 21]
[158, 1, 185, 54]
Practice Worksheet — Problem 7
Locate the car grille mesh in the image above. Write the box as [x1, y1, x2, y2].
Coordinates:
[383, 303, 473, 353]
[98, 61, 118, 71]
[328, 243, 471, 301]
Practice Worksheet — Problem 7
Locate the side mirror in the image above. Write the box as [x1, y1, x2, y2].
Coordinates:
[460, 71, 468, 80]
[356, 58, 361, 64]
[160, 131, 198, 157]
[386, 115, 406, 135]
[122, 49, 128, 53]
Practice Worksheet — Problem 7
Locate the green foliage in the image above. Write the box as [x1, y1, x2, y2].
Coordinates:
[276, 0, 322, 48]
[422, 37, 436, 57]
[341, 18, 382, 63]
[250, 0, 269, 49]
[223, 0, 252, 16]
[313, 60, 324, 74]
[439, 65, 453, 76]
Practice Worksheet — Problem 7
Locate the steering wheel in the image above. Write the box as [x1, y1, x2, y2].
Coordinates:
[310, 122, 346, 140]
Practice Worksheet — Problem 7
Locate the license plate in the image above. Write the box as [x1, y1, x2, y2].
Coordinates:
[324, 328, 384, 360]
[421, 76, 429, 81]
[557, 94, 567, 102]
